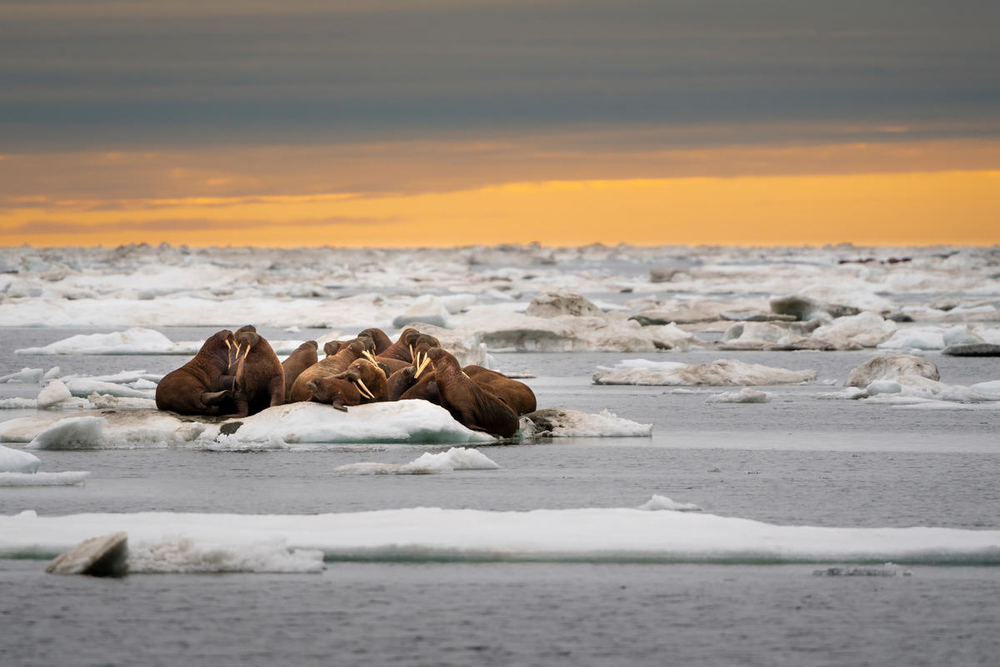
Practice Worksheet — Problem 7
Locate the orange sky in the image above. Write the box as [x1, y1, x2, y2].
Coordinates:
[2, 138, 998, 247]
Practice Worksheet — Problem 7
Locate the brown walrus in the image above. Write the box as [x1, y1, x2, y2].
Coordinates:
[378, 328, 421, 363]
[232, 327, 285, 417]
[358, 328, 393, 355]
[289, 337, 374, 403]
[464, 365, 537, 415]
[155, 329, 237, 415]
[302, 358, 387, 410]
[426, 347, 519, 438]
[281, 341, 318, 400]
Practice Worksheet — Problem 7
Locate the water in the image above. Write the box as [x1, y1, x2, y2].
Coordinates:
[1, 324, 999, 666]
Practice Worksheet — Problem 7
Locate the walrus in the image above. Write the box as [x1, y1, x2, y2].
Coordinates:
[389, 352, 437, 402]
[232, 327, 285, 417]
[289, 336, 374, 403]
[281, 340, 318, 401]
[304, 376, 361, 411]
[426, 347, 519, 438]
[358, 328, 392, 355]
[378, 328, 421, 363]
[155, 329, 237, 415]
[363, 329, 438, 374]
[464, 365, 537, 415]
[343, 358, 387, 404]
[323, 340, 347, 357]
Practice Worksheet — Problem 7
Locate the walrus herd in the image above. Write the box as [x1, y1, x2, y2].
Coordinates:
[155, 326, 536, 438]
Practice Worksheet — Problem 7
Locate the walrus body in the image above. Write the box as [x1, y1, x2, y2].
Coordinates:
[358, 328, 393, 355]
[398, 371, 439, 404]
[232, 328, 285, 417]
[290, 337, 373, 403]
[281, 341, 318, 400]
[304, 377, 362, 411]
[427, 348, 518, 438]
[464, 366, 537, 415]
[379, 328, 420, 363]
[155, 330, 237, 415]
[343, 358, 388, 404]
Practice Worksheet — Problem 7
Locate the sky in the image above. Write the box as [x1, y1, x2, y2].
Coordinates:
[1, 0, 998, 247]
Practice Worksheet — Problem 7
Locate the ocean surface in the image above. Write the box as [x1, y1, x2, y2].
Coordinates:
[1, 245, 999, 666]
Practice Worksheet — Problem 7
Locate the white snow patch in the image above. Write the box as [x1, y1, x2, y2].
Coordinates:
[971, 381, 1000, 397]
[0, 398, 37, 409]
[64, 379, 153, 399]
[877, 327, 946, 350]
[28, 417, 107, 450]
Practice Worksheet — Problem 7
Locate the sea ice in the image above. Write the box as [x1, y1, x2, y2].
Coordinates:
[334, 447, 500, 475]
[208, 401, 496, 445]
[0, 471, 90, 487]
[811, 311, 897, 348]
[0, 443, 41, 473]
[520, 408, 652, 437]
[391, 295, 451, 328]
[0, 398, 38, 409]
[129, 536, 324, 574]
[877, 327, 946, 350]
[593, 359, 816, 386]
[705, 388, 771, 404]
[3, 503, 999, 565]
[637, 495, 703, 512]
[36, 379, 73, 409]
[0, 368, 43, 384]
[64, 379, 154, 399]
[28, 417, 107, 450]
[844, 353, 939, 387]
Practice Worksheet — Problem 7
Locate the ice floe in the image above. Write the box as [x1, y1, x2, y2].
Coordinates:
[637, 495, 703, 512]
[129, 537, 324, 574]
[334, 447, 500, 475]
[844, 353, 939, 387]
[0, 443, 41, 473]
[4, 502, 1000, 565]
[16, 327, 305, 356]
[36, 380, 73, 409]
[520, 408, 652, 437]
[705, 388, 771, 404]
[593, 359, 816, 386]
[0, 368, 43, 384]
[0, 471, 90, 487]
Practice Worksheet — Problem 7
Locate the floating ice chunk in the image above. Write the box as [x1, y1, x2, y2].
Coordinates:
[521, 408, 652, 437]
[865, 380, 902, 395]
[971, 381, 1000, 397]
[0, 398, 37, 409]
[844, 353, 939, 387]
[0, 471, 90, 486]
[813, 563, 908, 577]
[130, 379, 158, 390]
[811, 312, 897, 348]
[525, 292, 605, 318]
[593, 359, 816, 386]
[61, 370, 162, 385]
[37, 379, 73, 409]
[129, 537, 324, 574]
[16, 328, 176, 355]
[284, 326, 302, 333]
[439, 293, 476, 314]
[46, 532, 128, 577]
[28, 417, 107, 450]
[637, 495, 702, 512]
[0, 444, 41, 473]
[706, 388, 771, 403]
[943, 325, 985, 347]
[43, 367, 61, 380]
[64, 379, 153, 399]
[392, 295, 451, 329]
[0, 368, 43, 384]
[407, 447, 500, 471]
[335, 447, 500, 475]
[4, 504, 1000, 565]
[209, 401, 495, 445]
[877, 327, 946, 350]
[86, 394, 159, 410]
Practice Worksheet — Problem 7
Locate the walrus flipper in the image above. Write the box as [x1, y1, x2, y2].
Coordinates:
[201, 390, 230, 406]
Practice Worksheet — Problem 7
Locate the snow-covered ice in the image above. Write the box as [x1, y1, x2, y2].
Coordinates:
[3, 503, 1000, 565]
[593, 359, 816, 386]
[334, 447, 500, 475]
[0, 471, 90, 487]
[521, 408, 652, 437]
[0, 443, 41, 473]
[36, 379, 73, 409]
[705, 388, 771, 404]
[0, 368, 43, 384]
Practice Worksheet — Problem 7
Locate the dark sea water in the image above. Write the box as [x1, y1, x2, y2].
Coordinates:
[2, 326, 999, 666]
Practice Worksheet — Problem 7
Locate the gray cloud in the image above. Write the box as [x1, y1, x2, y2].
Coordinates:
[1, 0, 999, 149]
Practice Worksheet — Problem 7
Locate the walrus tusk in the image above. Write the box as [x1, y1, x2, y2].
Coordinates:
[362, 350, 378, 364]
[414, 354, 431, 379]
[355, 378, 375, 400]
[409, 344, 414, 362]
[225, 338, 232, 350]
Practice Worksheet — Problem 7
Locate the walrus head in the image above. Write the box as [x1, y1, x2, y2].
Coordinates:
[358, 328, 392, 355]
[323, 340, 344, 357]
[305, 378, 357, 412]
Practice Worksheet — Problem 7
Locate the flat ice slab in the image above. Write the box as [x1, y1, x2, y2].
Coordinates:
[5, 501, 1000, 565]
[593, 359, 816, 386]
